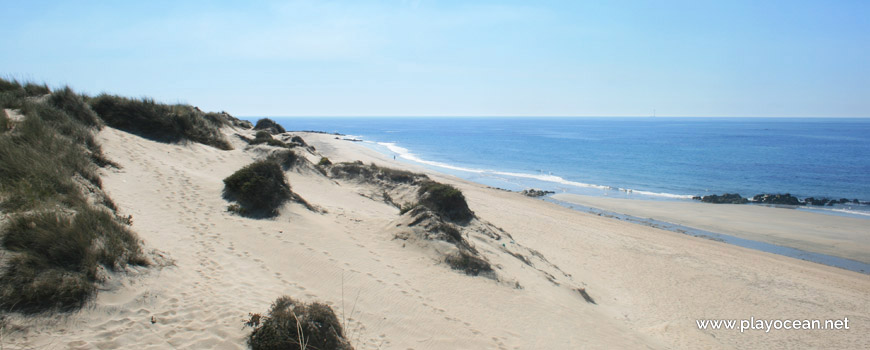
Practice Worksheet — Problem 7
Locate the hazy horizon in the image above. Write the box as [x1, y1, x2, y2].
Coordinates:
[3, 1, 868, 118]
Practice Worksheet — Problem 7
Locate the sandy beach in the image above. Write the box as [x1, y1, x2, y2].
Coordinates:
[4, 126, 869, 349]
[551, 193, 870, 264]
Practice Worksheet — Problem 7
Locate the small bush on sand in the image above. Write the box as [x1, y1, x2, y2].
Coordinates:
[0, 207, 147, 313]
[250, 131, 289, 147]
[223, 161, 292, 217]
[253, 118, 286, 134]
[417, 181, 473, 222]
[318, 157, 332, 166]
[247, 296, 353, 350]
[330, 162, 427, 184]
[445, 250, 492, 276]
[89, 94, 232, 150]
[267, 150, 300, 170]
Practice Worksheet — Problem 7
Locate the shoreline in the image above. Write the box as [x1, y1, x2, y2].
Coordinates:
[339, 136, 870, 272]
[544, 196, 870, 274]
[550, 193, 870, 266]
[253, 117, 870, 214]
[349, 135, 870, 219]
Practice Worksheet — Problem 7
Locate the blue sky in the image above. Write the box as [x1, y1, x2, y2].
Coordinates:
[2, 0, 868, 117]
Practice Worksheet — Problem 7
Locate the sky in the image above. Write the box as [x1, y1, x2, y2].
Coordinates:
[1, 0, 868, 117]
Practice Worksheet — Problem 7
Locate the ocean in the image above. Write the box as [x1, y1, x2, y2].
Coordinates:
[247, 117, 870, 217]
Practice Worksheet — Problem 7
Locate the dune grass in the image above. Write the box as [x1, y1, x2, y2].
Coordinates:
[249, 130, 291, 148]
[445, 250, 492, 276]
[0, 208, 147, 313]
[0, 106, 101, 212]
[417, 181, 473, 222]
[88, 94, 232, 150]
[266, 149, 300, 170]
[247, 296, 353, 350]
[223, 160, 292, 217]
[253, 118, 286, 134]
[0, 79, 147, 313]
[0, 109, 8, 132]
[329, 161, 428, 185]
[48, 86, 102, 128]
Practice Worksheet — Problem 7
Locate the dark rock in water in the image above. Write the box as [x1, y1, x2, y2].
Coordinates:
[804, 197, 830, 206]
[700, 193, 748, 204]
[253, 118, 286, 134]
[838, 198, 851, 204]
[853, 199, 860, 204]
[752, 193, 803, 206]
[521, 189, 555, 197]
[692, 196, 702, 201]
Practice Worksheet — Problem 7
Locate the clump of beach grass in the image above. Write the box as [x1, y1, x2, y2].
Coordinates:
[246, 296, 353, 350]
[253, 118, 286, 134]
[88, 94, 232, 150]
[223, 160, 292, 217]
[0, 208, 147, 313]
[328, 161, 428, 185]
[417, 181, 473, 222]
[47, 86, 102, 128]
[0, 79, 148, 313]
[267, 149, 300, 170]
[445, 250, 493, 276]
[249, 130, 290, 148]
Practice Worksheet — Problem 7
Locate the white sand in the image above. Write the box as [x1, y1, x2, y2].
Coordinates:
[551, 193, 870, 264]
[4, 127, 869, 349]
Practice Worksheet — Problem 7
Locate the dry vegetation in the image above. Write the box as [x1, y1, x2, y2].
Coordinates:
[246, 296, 353, 350]
[0, 79, 147, 313]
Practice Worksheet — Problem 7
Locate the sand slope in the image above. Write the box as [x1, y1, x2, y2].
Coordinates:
[3, 128, 868, 349]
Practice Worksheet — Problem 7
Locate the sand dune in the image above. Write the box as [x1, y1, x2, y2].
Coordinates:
[4, 127, 868, 349]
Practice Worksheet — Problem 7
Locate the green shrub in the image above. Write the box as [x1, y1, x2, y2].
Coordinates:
[0, 208, 147, 313]
[317, 157, 332, 166]
[253, 118, 286, 134]
[89, 94, 232, 150]
[223, 161, 292, 217]
[445, 250, 492, 276]
[247, 296, 353, 350]
[417, 181, 473, 222]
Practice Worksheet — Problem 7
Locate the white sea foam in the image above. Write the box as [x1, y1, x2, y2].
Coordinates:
[378, 142, 485, 173]
[376, 141, 697, 200]
[809, 207, 870, 217]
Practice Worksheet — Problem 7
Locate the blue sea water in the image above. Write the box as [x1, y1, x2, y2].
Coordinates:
[247, 117, 870, 216]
